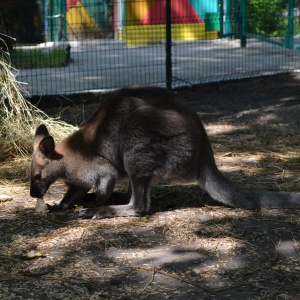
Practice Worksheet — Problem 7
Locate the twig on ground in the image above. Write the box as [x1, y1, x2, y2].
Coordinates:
[135, 266, 233, 300]
[136, 267, 156, 297]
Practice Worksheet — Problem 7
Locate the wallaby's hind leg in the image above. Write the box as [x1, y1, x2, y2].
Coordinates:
[127, 177, 151, 215]
[79, 177, 151, 219]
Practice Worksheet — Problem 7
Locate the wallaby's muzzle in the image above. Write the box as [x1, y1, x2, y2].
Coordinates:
[30, 181, 48, 198]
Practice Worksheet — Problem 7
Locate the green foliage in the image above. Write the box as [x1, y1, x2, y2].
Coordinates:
[11, 47, 68, 69]
[247, 0, 286, 36]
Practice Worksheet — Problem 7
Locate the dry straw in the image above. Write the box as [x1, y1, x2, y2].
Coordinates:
[0, 45, 76, 162]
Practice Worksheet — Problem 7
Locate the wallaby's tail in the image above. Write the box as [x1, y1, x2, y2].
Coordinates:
[199, 164, 300, 209]
[198, 140, 300, 210]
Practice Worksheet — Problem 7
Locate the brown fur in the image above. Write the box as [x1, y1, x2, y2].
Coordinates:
[30, 87, 300, 218]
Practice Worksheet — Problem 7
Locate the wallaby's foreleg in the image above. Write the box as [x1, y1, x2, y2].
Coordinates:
[79, 173, 118, 218]
[80, 182, 132, 205]
[79, 177, 151, 219]
[48, 184, 90, 211]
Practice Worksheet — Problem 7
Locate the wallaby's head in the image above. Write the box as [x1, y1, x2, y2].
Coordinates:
[30, 124, 60, 198]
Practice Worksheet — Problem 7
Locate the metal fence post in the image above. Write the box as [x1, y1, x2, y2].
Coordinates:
[220, 0, 224, 39]
[166, 0, 172, 90]
[286, 0, 294, 49]
[62, 0, 67, 41]
[42, 0, 48, 42]
[240, 0, 247, 48]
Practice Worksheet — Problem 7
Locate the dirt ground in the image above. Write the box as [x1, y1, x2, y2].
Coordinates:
[1, 74, 300, 299]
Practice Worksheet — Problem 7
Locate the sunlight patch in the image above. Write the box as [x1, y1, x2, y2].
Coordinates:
[205, 124, 245, 136]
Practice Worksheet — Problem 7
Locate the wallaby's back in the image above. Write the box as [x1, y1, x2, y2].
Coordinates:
[68, 86, 213, 182]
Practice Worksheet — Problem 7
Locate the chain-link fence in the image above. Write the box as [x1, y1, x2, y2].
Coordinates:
[1, 0, 300, 96]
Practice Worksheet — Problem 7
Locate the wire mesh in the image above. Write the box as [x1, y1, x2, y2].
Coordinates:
[1, 0, 300, 96]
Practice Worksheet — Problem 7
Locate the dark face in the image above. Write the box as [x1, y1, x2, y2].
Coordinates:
[31, 126, 56, 198]
[30, 152, 54, 198]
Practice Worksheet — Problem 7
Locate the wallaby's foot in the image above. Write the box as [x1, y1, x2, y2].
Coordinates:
[78, 205, 144, 219]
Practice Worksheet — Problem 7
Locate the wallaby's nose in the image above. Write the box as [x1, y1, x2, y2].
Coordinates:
[30, 187, 44, 198]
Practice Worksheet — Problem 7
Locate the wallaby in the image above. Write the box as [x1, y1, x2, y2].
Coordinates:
[30, 86, 300, 218]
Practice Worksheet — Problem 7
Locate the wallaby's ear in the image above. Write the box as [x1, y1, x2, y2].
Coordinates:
[39, 136, 55, 158]
[35, 124, 49, 138]
[33, 124, 51, 152]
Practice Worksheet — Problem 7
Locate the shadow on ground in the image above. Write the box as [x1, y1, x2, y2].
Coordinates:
[0, 193, 299, 299]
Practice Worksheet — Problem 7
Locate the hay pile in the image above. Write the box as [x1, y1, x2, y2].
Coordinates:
[0, 47, 75, 177]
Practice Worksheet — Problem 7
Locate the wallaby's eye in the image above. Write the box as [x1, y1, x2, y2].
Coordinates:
[34, 174, 41, 181]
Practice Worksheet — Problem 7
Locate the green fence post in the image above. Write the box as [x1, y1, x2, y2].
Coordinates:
[224, 0, 232, 37]
[122, 0, 126, 26]
[219, 0, 232, 38]
[220, 0, 224, 39]
[49, 0, 59, 41]
[240, 0, 247, 48]
[166, 0, 172, 90]
[61, 0, 67, 41]
[49, 0, 54, 41]
[285, 0, 294, 49]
